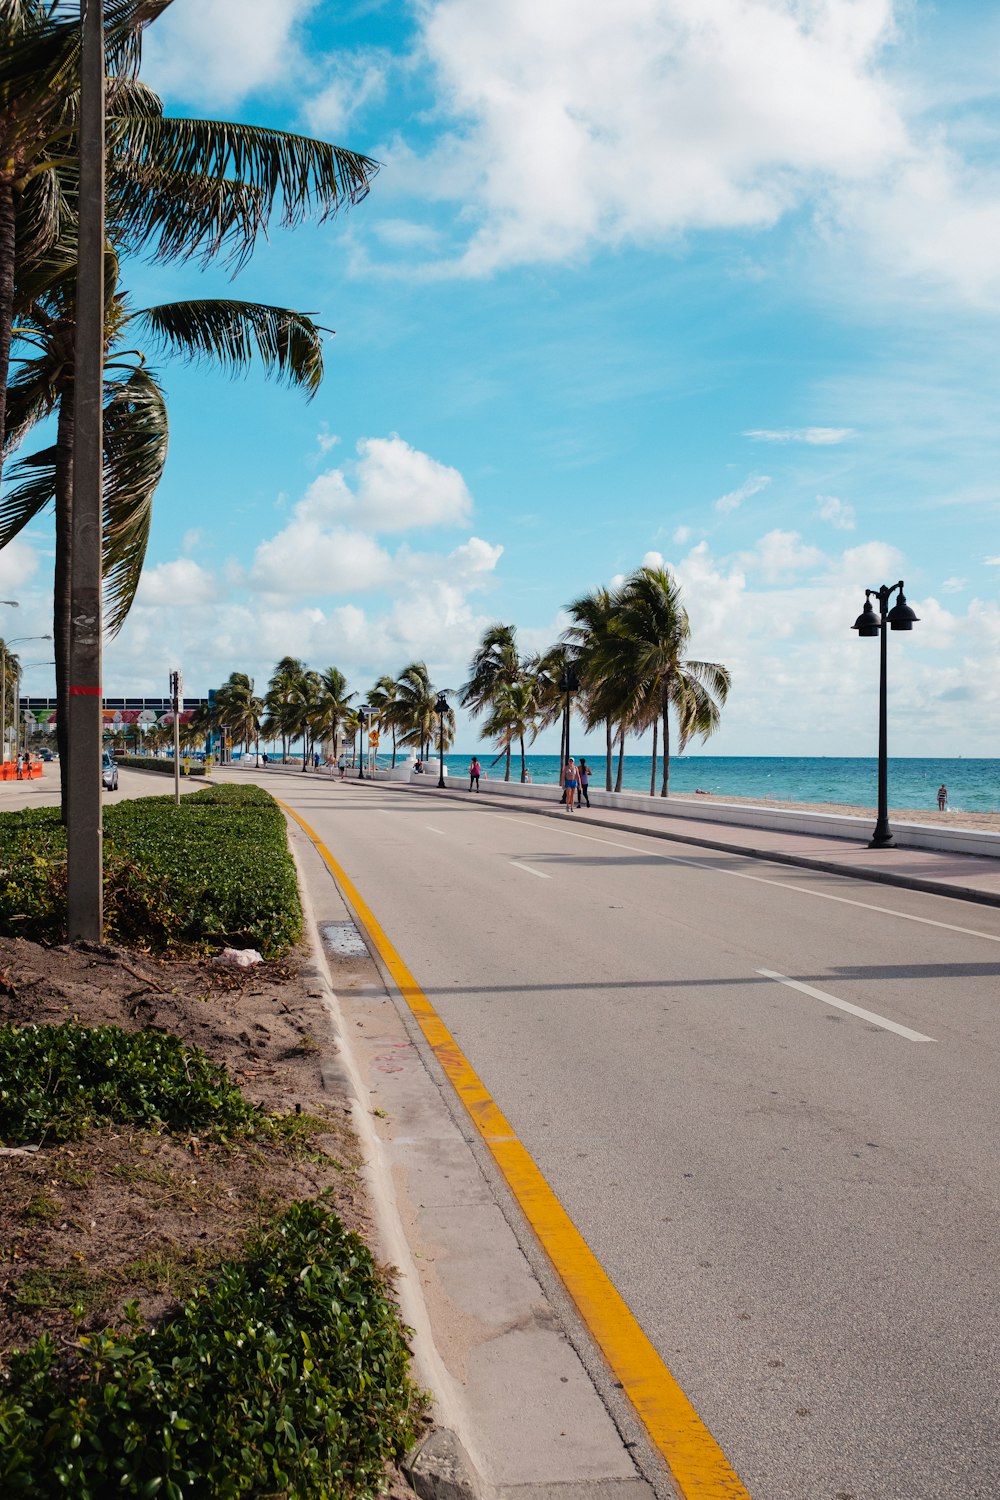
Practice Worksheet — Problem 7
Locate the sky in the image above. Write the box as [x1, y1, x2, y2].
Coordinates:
[5, 0, 1000, 756]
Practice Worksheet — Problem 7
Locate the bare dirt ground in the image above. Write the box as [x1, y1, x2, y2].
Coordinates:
[0, 935, 422, 1496]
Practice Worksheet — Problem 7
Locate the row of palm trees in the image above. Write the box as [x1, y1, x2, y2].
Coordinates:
[0, 1, 377, 817]
[187, 563, 728, 798]
[194, 659, 456, 768]
[460, 564, 731, 796]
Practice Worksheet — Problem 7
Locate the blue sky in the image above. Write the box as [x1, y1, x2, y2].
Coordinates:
[6, 0, 1000, 755]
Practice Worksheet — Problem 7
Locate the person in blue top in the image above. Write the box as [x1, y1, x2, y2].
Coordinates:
[563, 756, 578, 812]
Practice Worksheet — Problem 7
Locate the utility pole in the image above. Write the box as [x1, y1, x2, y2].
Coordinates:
[66, 0, 105, 940]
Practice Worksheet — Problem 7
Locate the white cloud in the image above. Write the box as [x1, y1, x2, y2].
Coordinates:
[715, 472, 771, 514]
[304, 54, 387, 135]
[135, 559, 218, 608]
[745, 427, 856, 445]
[738, 529, 827, 583]
[942, 577, 967, 593]
[399, 0, 905, 275]
[301, 435, 473, 534]
[642, 550, 665, 570]
[251, 526, 393, 597]
[816, 495, 856, 530]
[985, 555, 1000, 566]
[672, 525, 693, 545]
[142, 0, 316, 107]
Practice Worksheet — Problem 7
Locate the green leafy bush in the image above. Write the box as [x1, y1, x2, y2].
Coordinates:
[0, 784, 302, 954]
[114, 756, 206, 776]
[0, 1199, 422, 1499]
[0, 1023, 266, 1145]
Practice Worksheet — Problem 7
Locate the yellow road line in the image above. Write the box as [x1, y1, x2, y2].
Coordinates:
[281, 799, 751, 1500]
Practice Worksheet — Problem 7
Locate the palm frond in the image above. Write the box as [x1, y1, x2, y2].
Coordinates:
[101, 365, 169, 635]
[0, 441, 56, 545]
[108, 163, 268, 270]
[3, 360, 58, 453]
[111, 116, 379, 266]
[131, 299, 325, 394]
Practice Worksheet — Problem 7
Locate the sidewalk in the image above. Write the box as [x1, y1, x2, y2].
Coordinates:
[397, 777, 1000, 909]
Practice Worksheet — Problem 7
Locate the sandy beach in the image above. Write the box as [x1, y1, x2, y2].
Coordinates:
[670, 791, 1000, 835]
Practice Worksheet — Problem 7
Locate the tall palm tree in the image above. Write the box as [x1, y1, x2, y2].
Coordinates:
[598, 566, 732, 796]
[214, 672, 262, 759]
[263, 657, 308, 763]
[481, 678, 539, 784]
[1, 248, 324, 812]
[460, 623, 522, 781]
[286, 668, 322, 770]
[392, 662, 447, 762]
[367, 673, 398, 766]
[0, 0, 377, 483]
[564, 584, 621, 790]
[312, 666, 355, 763]
[0, 638, 20, 762]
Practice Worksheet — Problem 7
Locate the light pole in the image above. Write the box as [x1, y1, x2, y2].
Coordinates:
[558, 664, 578, 801]
[357, 707, 370, 779]
[852, 580, 919, 848]
[2, 636, 52, 763]
[18, 663, 55, 759]
[434, 693, 448, 788]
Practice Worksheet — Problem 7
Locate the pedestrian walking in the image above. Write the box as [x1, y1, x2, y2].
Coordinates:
[313, 749, 321, 769]
[577, 757, 591, 808]
[469, 756, 481, 792]
[563, 756, 578, 812]
[937, 784, 948, 811]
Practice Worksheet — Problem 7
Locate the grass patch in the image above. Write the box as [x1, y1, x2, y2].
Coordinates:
[0, 1199, 423, 1499]
[0, 784, 302, 955]
[16, 1268, 107, 1313]
[23, 1193, 60, 1225]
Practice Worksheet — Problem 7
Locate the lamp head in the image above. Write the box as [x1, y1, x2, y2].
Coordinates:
[852, 597, 881, 637]
[886, 588, 919, 631]
[434, 693, 449, 715]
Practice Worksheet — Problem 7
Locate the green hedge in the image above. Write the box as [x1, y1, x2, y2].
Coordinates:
[0, 784, 301, 955]
[114, 756, 206, 777]
[0, 1199, 422, 1499]
[0, 1024, 268, 1146]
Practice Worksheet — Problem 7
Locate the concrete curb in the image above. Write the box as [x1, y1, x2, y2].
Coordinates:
[283, 833, 488, 1500]
[393, 779, 1000, 912]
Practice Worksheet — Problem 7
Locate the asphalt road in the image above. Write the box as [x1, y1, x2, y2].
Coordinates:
[265, 774, 999, 1500]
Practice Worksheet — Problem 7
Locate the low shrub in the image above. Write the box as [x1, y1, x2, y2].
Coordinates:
[0, 1023, 267, 1145]
[114, 756, 206, 777]
[0, 784, 302, 954]
[0, 1199, 422, 1499]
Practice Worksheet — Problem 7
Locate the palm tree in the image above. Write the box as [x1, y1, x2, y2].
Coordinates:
[0, 1, 378, 482]
[286, 668, 322, 770]
[460, 623, 523, 781]
[312, 667, 355, 763]
[367, 673, 399, 766]
[0, 639, 20, 762]
[564, 584, 620, 790]
[214, 672, 262, 759]
[264, 657, 307, 762]
[1, 248, 324, 811]
[481, 678, 539, 784]
[392, 662, 448, 762]
[598, 566, 732, 796]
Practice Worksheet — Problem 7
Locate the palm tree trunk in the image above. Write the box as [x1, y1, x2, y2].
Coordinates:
[0, 181, 16, 481]
[54, 389, 75, 824]
[615, 725, 625, 791]
[519, 733, 526, 782]
[391, 726, 396, 768]
[504, 743, 511, 782]
[661, 700, 671, 796]
[649, 719, 658, 796]
[605, 720, 612, 791]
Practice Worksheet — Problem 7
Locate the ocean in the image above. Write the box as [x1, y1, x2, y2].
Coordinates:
[407, 755, 1000, 813]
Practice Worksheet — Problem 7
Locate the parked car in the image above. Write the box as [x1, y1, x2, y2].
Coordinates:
[101, 752, 119, 791]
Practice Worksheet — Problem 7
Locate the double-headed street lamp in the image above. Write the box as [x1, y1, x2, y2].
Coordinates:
[559, 664, 579, 767]
[434, 693, 449, 788]
[852, 580, 919, 849]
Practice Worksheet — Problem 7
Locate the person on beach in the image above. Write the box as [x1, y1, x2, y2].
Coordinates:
[577, 758, 591, 808]
[563, 757, 578, 812]
[937, 784, 948, 811]
[469, 756, 481, 792]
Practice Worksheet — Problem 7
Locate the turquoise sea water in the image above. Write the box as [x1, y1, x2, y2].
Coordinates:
[412, 755, 1000, 813]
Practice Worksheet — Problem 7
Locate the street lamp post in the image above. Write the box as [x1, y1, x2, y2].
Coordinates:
[852, 580, 919, 849]
[558, 665, 579, 801]
[434, 693, 448, 788]
[2, 636, 52, 763]
[357, 707, 370, 779]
